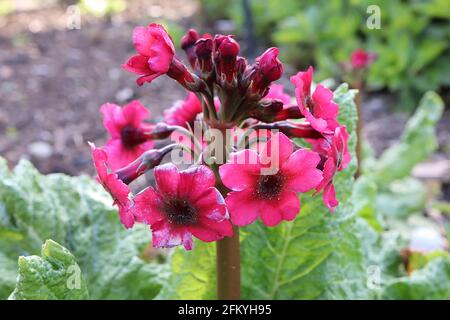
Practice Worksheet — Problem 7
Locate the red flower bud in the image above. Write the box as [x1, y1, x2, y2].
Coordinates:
[181, 29, 200, 68]
[194, 37, 214, 74]
[115, 144, 176, 184]
[167, 57, 206, 92]
[214, 35, 240, 84]
[249, 47, 283, 96]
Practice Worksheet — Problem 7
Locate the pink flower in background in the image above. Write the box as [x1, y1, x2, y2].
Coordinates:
[163, 92, 203, 128]
[132, 164, 232, 250]
[89, 143, 135, 228]
[100, 100, 154, 171]
[313, 126, 351, 211]
[350, 48, 377, 69]
[220, 133, 322, 227]
[291, 66, 339, 133]
[122, 23, 175, 86]
[265, 84, 291, 105]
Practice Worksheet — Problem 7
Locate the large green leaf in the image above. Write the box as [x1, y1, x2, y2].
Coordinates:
[9, 240, 89, 300]
[382, 258, 450, 300]
[0, 159, 168, 299]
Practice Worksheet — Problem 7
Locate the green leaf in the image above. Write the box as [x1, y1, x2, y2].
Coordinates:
[156, 241, 216, 300]
[8, 240, 89, 300]
[368, 92, 444, 185]
[382, 258, 450, 299]
[0, 158, 168, 299]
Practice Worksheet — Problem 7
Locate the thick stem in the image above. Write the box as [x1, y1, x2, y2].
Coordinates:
[216, 225, 240, 300]
[213, 127, 241, 300]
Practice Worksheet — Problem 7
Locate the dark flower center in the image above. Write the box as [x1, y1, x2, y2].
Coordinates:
[304, 95, 315, 113]
[162, 198, 197, 225]
[121, 125, 146, 149]
[255, 172, 285, 200]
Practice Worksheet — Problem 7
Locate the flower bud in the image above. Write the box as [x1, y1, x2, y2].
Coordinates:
[181, 29, 200, 69]
[167, 57, 206, 92]
[116, 144, 176, 184]
[194, 37, 214, 74]
[249, 47, 283, 95]
[214, 35, 240, 85]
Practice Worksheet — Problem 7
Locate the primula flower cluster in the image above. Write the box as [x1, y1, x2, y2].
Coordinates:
[90, 23, 351, 250]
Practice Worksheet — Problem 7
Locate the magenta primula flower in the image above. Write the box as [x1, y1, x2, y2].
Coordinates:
[350, 48, 377, 70]
[100, 100, 154, 171]
[132, 164, 232, 250]
[265, 84, 291, 105]
[122, 23, 175, 86]
[89, 143, 135, 228]
[313, 126, 351, 211]
[220, 133, 322, 227]
[163, 92, 203, 128]
[291, 66, 339, 133]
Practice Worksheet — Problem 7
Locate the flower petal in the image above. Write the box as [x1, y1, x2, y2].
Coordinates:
[225, 189, 260, 226]
[178, 165, 216, 201]
[154, 163, 180, 197]
[122, 54, 151, 75]
[284, 149, 323, 192]
[259, 132, 293, 172]
[219, 149, 261, 191]
[151, 220, 193, 250]
[122, 100, 150, 128]
[100, 103, 127, 139]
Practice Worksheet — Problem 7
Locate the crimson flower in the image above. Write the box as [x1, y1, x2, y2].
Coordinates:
[132, 164, 232, 250]
[291, 66, 339, 133]
[101, 100, 154, 171]
[220, 133, 322, 227]
[122, 23, 175, 86]
[163, 92, 203, 128]
[89, 143, 135, 228]
[350, 48, 377, 70]
[312, 126, 351, 211]
[264, 84, 291, 105]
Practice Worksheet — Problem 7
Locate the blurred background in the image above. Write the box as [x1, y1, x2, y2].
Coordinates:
[0, 0, 448, 176]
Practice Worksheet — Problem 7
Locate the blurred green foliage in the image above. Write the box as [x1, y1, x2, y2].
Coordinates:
[200, 0, 450, 108]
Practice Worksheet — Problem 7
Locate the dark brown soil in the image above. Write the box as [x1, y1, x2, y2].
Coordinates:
[0, 2, 448, 177]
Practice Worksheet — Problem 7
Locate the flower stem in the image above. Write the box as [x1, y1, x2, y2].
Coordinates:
[216, 225, 241, 300]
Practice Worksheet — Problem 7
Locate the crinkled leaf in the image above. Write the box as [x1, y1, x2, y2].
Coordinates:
[9, 240, 89, 300]
[0, 158, 168, 299]
[382, 258, 450, 299]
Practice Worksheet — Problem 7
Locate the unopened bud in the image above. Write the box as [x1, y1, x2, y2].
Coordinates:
[116, 144, 175, 184]
[181, 29, 200, 68]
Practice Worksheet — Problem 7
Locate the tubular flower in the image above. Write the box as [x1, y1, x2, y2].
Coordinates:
[163, 92, 203, 128]
[313, 126, 351, 211]
[220, 133, 322, 227]
[89, 143, 135, 228]
[100, 100, 154, 171]
[291, 66, 339, 133]
[132, 164, 232, 250]
[122, 23, 175, 86]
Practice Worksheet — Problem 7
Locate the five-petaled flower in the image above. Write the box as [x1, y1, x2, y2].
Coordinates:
[220, 133, 323, 227]
[122, 23, 175, 86]
[291, 66, 339, 134]
[89, 143, 135, 228]
[100, 100, 154, 171]
[132, 164, 232, 250]
[312, 126, 351, 211]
